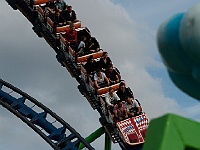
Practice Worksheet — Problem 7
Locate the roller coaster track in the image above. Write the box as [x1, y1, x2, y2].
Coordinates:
[0, 79, 94, 150]
[3, 1, 200, 150]
[2, 0, 149, 149]
[1, 0, 114, 149]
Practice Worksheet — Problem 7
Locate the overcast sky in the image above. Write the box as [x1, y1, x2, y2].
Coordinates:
[1, 0, 200, 150]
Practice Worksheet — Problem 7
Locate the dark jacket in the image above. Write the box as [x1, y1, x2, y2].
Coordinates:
[117, 87, 134, 101]
[61, 10, 77, 22]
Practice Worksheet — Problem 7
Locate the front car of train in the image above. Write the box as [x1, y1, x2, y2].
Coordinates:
[116, 113, 149, 146]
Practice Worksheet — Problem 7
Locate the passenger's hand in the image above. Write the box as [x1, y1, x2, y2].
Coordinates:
[137, 112, 141, 115]
[90, 50, 95, 52]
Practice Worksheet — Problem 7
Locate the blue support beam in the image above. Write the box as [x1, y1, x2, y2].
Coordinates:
[0, 79, 94, 150]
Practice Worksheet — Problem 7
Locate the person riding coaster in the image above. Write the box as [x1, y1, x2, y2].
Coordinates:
[124, 97, 142, 117]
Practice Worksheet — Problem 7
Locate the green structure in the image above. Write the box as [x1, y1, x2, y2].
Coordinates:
[143, 113, 200, 150]
[79, 127, 112, 150]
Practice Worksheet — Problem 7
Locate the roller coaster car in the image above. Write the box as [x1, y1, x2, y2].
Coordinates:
[99, 94, 149, 146]
[46, 17, 82, 33]
[59, 28, 93, 63]
[116, 113, 149, 146]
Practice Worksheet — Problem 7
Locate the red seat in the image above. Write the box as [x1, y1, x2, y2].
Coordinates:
[127, 133, 139, 143]
[33, 0, 49, 5]
[97, 83, 120, 95]
[77, 51, 104, 63]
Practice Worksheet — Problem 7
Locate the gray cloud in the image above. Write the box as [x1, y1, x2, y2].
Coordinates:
[1, 0, 199, 150]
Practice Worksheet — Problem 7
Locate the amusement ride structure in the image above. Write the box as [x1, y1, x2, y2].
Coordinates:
[1, 0, 150, 149]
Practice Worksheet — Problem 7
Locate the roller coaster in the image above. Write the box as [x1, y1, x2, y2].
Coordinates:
[1, 0, 149, 149]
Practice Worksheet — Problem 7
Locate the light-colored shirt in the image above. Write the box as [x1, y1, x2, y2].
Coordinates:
[105, 92, 120, 106]
[125, 99, 140, 112]
[94, 72, 106, 84]
[77, 41, 85, 54]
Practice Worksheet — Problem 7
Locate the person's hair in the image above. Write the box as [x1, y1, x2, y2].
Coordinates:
[96, 69, 101, 73]
[69, 23, 75, 29]
[80, 36, 86, 41]
[119, 81, 125, 87]
[55, 9, 60, 14]
[87, 55, 93, 62]
[67, 6, 72, 9]
[108, 64, 113, 69]
[117, 100, 122, 104]
[108, 86, 113, 92]
[102, 52, 108, 56]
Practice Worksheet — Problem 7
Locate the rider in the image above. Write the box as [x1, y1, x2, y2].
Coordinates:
[105, 86, 120, 114]
[113, 100, 128, 121]
[124, 97, 142, 117]
[116, 81, 134, 101]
